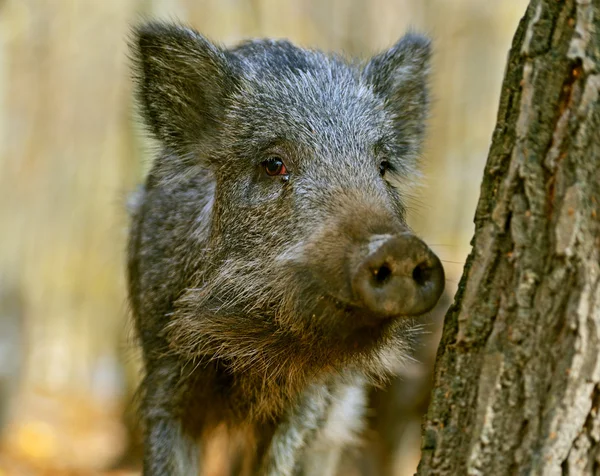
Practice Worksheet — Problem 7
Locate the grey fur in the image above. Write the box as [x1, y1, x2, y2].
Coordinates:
[128, 21, 436, 475]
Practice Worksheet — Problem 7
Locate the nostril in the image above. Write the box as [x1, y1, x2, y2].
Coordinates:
[412, 261, 433, 287]
[372, 263, 392, 286]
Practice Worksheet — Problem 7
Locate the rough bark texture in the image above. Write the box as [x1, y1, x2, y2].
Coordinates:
[417, 1, 600, 475]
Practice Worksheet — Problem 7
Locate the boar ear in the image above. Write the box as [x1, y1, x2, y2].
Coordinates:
[364, 33, 431, 163]
[132, 22, 237, 157]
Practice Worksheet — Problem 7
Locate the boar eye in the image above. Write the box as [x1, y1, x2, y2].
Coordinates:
[262, 156, 288, 177]
[379, 160, 391, 177]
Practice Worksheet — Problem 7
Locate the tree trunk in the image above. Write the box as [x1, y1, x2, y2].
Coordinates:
[417, 1, 600, 475]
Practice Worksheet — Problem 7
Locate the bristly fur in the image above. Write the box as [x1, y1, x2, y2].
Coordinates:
[128, 21, 433, 475]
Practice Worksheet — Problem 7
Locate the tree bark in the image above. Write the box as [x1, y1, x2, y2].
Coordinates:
[417, 1, 600, 475]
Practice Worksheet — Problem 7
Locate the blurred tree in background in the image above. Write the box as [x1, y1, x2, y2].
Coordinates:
[0, 1, 527, 474]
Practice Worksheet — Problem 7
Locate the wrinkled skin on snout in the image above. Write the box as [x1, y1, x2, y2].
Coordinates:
[129, 22, 444, 475]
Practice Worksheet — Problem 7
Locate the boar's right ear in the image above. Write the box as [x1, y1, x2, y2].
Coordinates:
[132, 22, 237, 157]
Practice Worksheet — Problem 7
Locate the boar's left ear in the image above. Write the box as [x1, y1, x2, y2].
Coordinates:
[363, 33, 431, 164]
[131, 22, 238, 160]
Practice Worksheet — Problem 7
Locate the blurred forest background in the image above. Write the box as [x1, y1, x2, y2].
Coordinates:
[0, 0, 528, 475]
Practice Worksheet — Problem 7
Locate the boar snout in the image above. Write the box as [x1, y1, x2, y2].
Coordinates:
[351, 233, 444, 318]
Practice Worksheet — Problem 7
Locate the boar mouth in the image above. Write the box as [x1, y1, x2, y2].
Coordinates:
[320, 292, 409, 328]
